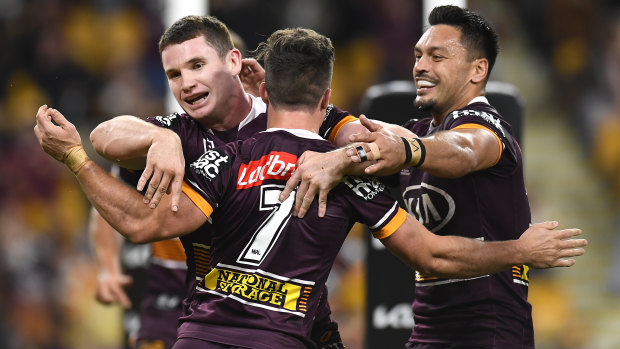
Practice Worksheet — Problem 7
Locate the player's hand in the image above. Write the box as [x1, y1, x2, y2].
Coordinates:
[240, 58, 265, 98]
[280, 149, 349, 218]
[95, 270, 133, 309]
[518, 221, 586, 268]
[137, 131, 185, 211]
[347, 115, 413, 176]
[34, 105, 82, 161]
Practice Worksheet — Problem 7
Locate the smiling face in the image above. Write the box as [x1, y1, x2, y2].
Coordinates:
[413, 24, 484, 120]
[162, 36, 239, 124]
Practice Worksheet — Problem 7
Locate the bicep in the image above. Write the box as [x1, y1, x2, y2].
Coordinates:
[449, 127, 501, 169]
[148, 192, 208, 242]
[422, 127, 501, 177]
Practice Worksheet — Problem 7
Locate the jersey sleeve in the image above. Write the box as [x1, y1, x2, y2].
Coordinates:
[341, 176, 407, 240]
[318, 105, 358, 144]
[444, 109, 508, 165]
[182, 181, 214, 218]
[146, 112, 196, 151]
[146, 112, 184, 130]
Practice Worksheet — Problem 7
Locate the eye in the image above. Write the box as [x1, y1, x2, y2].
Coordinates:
[167, 71, 180, 80]
[193, 62, 205, 70]
[432, 55, 444, 61]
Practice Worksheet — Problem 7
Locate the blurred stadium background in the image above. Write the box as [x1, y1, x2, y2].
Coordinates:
[2, 0, 620, 348]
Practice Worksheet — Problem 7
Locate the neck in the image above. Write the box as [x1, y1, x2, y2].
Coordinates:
[431, 90, 484, 125]
[266, 105, 323, 133]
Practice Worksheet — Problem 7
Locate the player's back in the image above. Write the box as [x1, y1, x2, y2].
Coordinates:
[180, 129, 404, 348]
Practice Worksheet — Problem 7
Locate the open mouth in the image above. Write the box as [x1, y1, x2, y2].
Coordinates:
[185, 92, 209, 105]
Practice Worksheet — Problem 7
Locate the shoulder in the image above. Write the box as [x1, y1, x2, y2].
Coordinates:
[446, 103, 509, 137]
[147, 112, 192, 128]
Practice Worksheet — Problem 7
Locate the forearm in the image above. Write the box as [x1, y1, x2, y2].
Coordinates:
[77, 160, 160, 243]
[383, 216, 524, 279]
[88, 207, 123, 274]
[423, 236, 523, 279]
[90, 115, 164, 169]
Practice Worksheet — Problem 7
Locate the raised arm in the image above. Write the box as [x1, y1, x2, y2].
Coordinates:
[382, 216, 587, 278]
[88, 207, 132, 308]
[349, 115, 500, 178]
[280, 115, 417, 218]
[34, 105, 206, 243]
[90, 115, 185, 211]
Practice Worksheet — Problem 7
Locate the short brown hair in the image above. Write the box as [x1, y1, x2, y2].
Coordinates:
[254, 28, 334, 111]
[158, 15, 234, 58]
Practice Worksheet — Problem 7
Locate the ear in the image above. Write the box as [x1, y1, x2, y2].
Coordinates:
[319, 88, 332, 110]
[227, 48, 243, 75]
[471, 58, 489, 84]
[259, 82, 269, 104]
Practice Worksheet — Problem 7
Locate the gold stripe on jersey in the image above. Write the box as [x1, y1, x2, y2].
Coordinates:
[193, 243, 211, 279]
[328, 115, 358, 144]
[372, 207, 407, 240]
[152, 238, 186, 262]
[297, 287, 312, 312]
[453, 123, 503, 165]
[416, 271, 440, 283]
[182, 181, 213, 217]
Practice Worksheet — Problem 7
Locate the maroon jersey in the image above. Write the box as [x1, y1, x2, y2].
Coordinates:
[180, 129, 406, 348]
[400, 97, 533, 348]
[134, 97, 356, 346]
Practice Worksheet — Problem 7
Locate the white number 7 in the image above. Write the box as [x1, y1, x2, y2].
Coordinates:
[237, 185, 295, 266]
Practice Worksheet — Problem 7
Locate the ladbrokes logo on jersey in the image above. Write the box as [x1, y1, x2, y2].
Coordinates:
[191, 149, 230, 180]
[237, 151, 297, 189]
[198, 264, 314, 317]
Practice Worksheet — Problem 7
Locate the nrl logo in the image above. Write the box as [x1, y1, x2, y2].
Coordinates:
[190, 149, 230, 180]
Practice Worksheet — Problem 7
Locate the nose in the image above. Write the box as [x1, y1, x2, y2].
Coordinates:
[181, 72, 197, 93]
[413, 55, 429, 78]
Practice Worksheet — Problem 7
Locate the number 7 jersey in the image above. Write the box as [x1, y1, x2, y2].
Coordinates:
[180, 128, 407, 348]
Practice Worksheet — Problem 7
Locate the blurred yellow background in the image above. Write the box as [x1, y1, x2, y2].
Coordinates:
[2, 0, 620, 348]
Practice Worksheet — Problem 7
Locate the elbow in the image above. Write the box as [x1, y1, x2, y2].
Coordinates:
[90, 122, 112, 157]
[126, 231, 152, 245]
[118, 220, 160, 244]
[416, 257, 441, 276]
[416, 257, 459, 279]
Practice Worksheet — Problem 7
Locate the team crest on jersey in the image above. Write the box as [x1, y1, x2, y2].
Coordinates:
[190, 149, 230, 180]
[402, 182, 455, 233]
[154, 113, 179, 127]
[343, 176, 385, 201]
